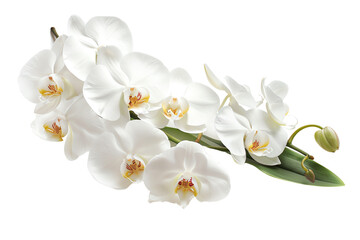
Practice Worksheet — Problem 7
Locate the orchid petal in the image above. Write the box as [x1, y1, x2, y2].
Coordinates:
[225, 76, 258, 108]
[215, 106, 249, 162]
[31, 111, 68, 142]
[63, 36, 96, 81]
[175, 115, 207, 133]
[169, 68, 192, 97]
[87, 132, 131, 189]
[83, 65, 126, 121]
[249, 153, 281, 166]
[204, 64, 230, 94]
[85, 16, 132, 55]
[120, 52, 169, 103]
[64, 97, 105, 160]
[184, 82, 219, 126]
[138, 108, 169, 129]
[68, 15, 86, 37]
[97, 46, 129, 86]
[18, 50, 56, 103]
[188, 146, 230, 202]
[125, 120, 170, 161]
[51, 35, 67, 73]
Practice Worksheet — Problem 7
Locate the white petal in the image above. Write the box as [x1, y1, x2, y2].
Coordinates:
[120, 52, 170, 103]
[85, 16, 132, 55]
[190, 148, 230, 202]
[83, 65, 126, 121]
[34, 96, 61, 114]
[58, 66, 84, 99]
[51, 35, 67, 73]
[138, 108, 170, 129]
[64, 97, 105, 160]
[249, 153, 281, 166]
[68, 15, 86, 37]
[184, 82, 220, 126]
[63, 36, 97, 81]
[125, 120, 170, 161]
[266, 102, 289, 125]
[232, 154, 247, 164]
[245, 108, 280, 132]
[87, 132, 131, 189]
[174, 115, 206, 133]
[169, 68, 192, 97]
[31, 111, 68, 142]
[215, 106, 249, 161]
[204, 64, 230, 94]
[143, 145, 186, 197]
[225, 76, 258, 108]
[267, 80, 288, 100]
[97, 46, 129, 86]
[18, 50, 56, 103]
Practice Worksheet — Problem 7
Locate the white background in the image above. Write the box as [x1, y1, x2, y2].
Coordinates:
[1, 0, 359, 239]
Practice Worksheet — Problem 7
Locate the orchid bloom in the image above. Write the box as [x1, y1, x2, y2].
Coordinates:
[83, 50, 169, 124]
[139, 68, 219, 133]
[63, 15, 132, 81]
[31, 96, 105, 160]
[261, 78, 296, 127]
[87, 120, 170, 189]
[18, 36, 82, 114]
[143, 141, 230, 208]
[204, 64, 262, 109]
[215, 106, 287, 165]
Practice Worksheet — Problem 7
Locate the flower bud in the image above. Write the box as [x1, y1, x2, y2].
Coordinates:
[304, 169, 315, 183]
[314, 127, 339, 153]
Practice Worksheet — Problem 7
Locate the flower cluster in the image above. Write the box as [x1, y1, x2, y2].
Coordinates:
[18, 15, 342, 208]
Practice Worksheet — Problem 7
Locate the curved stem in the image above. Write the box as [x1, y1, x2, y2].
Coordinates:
[286, 143, 314, 159]
[288, 124, 323, 144]
[301, 155, 309, 172]
[219, 94, 230, 110]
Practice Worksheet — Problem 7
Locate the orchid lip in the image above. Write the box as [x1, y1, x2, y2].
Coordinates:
[161, 96, 189, 120]
[38, 75, 63, 101]
[43, 118, 66, 141]
[120, 155, 145, 183]
[124, 87, 150, 110]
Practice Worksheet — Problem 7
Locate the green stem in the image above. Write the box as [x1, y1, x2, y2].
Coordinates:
[288, 124, 323, 144]
[50, 27, 59, 40]
[219, 94, 230, 109]
[286, 143, 314, 159]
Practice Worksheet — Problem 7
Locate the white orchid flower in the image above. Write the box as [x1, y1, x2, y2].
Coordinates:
[63, 15, 132, 81]
[87, 120, 170, 189]
[83, 50, 169, 124]
[143, 141, 230, 208]
[204, 64, 261, 109]
[261, 78, 296, 127]
[215, 106, 288, 165]
[139, 68, 219, 133]
[31, 96, 105, 160]
[18, 36, 83, 114]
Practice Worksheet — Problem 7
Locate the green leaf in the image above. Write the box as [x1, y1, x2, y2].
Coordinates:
[246, 148, 345, 187]
[130, 114, 344, 187]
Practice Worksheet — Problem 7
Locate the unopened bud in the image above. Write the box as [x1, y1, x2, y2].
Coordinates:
[314, 127, 340, 153]
[305, 169, 315, 183]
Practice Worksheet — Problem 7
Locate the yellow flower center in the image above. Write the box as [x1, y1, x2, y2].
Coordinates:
[175, 177, 198, 197]
[39, 76, 63, 97]
[127, 87, 150, 109]
[247, 131, 269, 153]
[162, 97, 189, 120]
[122, 159, 145, 182]
[43, 119, 64, 141]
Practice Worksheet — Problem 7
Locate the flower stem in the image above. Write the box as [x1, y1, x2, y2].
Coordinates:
[195, 133, 203, 143]
[50, 27, 59, 42]
[287, 124, 323, 144]
[301, 155, 310, 172]
[219, 94, 230, 109]
[286, 143, 314, 159]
